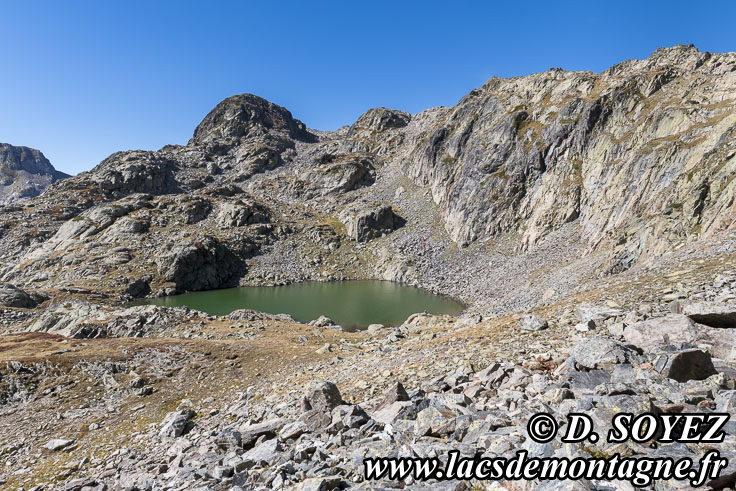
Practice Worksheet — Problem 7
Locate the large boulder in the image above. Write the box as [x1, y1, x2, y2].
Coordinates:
[27, 301, 104, 337]
[239, 419, 285, 447]
[216, 200, 269, 228]
[0, 283, 46, 308]
[156, 235, 245, 292]
[623, 314, 699, 347]
[578, 304, 623, 324]
[520, 315, 548, 331]
[301, 381, 343, 413]
[652, 349, 718, 383]
[624, 314, 736, 360]
[339, 204, 400, 242]
[43, 439, 75, 451]
[570, 336, 641, 370]
[159, 410, 196, 439]
[242, 438, 283, 465]
[683, 301, 736, 328]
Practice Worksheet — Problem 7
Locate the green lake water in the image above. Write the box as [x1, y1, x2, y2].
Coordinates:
[135, 280, 464, 331]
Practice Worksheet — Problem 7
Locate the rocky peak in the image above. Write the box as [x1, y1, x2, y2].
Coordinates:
[603, 44, 733, 77]
[0, 143, 69, 204]
[189, 93, 315, 145]
[347, 108, 411, 136]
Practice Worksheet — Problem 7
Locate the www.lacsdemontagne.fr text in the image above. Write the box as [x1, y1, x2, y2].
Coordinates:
[365, 412, 731, 487]
[364, 449, 728, 487]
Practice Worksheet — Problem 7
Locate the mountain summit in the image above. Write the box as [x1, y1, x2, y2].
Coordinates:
[0, 143, 69, 204]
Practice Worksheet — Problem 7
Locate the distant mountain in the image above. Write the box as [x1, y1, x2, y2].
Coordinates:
[0, 143, 70, 205]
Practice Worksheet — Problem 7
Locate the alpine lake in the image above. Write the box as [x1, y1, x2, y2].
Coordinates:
[135, 280, 465, 332]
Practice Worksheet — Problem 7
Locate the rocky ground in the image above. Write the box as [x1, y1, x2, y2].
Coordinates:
[1, 45, 736, 489]
[2, 236, 736, 490]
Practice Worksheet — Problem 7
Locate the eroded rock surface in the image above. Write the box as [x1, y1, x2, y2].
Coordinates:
[0, 143, 69, 204]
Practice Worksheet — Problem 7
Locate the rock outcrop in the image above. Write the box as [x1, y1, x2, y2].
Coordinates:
[290, 154, 374, 198]
[0, 143, 69, 204]
[156, 235, 245, 293]
[339, 204, 399, 242]
[0, 283, 46, 308]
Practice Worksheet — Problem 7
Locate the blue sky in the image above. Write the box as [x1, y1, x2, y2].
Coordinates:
[2, 1, 735, 175]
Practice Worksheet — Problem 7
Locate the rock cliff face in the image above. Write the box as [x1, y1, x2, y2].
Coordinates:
[396, 45, 736, 272]
[0, 143, 69, 204]
[0, 45, 735, 307]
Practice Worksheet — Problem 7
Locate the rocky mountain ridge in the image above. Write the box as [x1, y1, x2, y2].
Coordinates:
[0, 45, 734, 311]
[0, 143, 70, 205]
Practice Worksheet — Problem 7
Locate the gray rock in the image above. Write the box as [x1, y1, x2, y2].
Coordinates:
[212, 465, 234, 479]
[371, 401, 416, 425]
[279, 421, 309, 441]
[367, 323, 385, 334]
[243, 438, 282, 465]
[414, 406, 456, 436]
[375, 382, 410, 411]
[216, 200, 268, 228]
[578, 304, 622, 324]
[575, 320, 596, 332]
[331, 404, 369, 430]
[214, 429, 242, 450]
[292, 154, 374, 198]
[43, 439, 75, 451]
[0, 283, 46, 308]
[339, 204, 400, 242]
[240, 419, 285, 447]
[683, 301, 736, 328]
[309, 315, 335, 327]
[298, 408, 333, 431]
[570, 336, 640, 370]
[520, 315, 548, 331]
[301, 381, 343, 412]
[715, 391, 736, 412]
[568, 369, 613, 390]
[623, 314, 699, 347]
[159, 410, 196, 439]
[653, 349, 718, 383]
[156, 235, 245, 293]
[292, 476, 343, 491]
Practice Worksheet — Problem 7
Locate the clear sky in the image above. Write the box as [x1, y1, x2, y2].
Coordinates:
[2, 1, 735, 175]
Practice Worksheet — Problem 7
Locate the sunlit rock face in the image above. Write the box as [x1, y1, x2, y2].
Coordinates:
[0, 143, 69, 204]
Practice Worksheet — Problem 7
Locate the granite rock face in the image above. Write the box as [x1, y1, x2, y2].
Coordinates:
[395, 45, 736, 271]
[156, 235, 246, 293]
[0, 143, 69, 204]
[339, 204, 399, 242]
